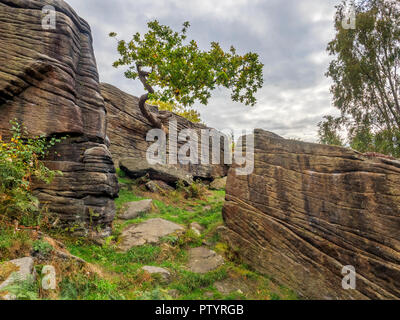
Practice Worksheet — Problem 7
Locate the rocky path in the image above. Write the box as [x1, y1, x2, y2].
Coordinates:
[96, 181, 298, 300]
[0, 180, 297, 300]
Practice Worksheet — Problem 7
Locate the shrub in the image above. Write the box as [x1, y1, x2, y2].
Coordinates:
[0, 120, 63, 221]
[176, 179, 208, 199]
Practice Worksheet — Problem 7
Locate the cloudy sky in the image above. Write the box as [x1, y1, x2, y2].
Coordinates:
[67, 0, 342, 142]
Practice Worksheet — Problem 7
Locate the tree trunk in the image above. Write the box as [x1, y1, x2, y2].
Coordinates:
[136, 64, 168, 132]
[138, 92, 165, 130]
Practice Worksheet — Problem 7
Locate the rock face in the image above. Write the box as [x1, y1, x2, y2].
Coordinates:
[222, 129, 400, 300]
[0, 0, 118, 234]
[101, 83, 229, 182]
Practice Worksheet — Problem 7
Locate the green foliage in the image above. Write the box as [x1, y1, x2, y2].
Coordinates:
[116, 168, 126, 178]
[110, 20, 264, 107]
[318, 116, 344, 146]
[32, 240, 53, 256]
[349, 124, 400, 156]
[170, 268, 227, 294]
[322, 0, 400, 157]
[0, 120, 64, 220]
[270, 293, 281, 300]
[60, 275, 125, 300]
[62, 185, 297, 301]
[149, 100, 202, 123]
[136, 287, 170, 300]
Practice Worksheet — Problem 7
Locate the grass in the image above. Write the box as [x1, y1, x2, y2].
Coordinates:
[115, 189, 147, 210]
[0, 174, 298, 300]
[0, 227, 33, 262]
[60, 178, 297, 300]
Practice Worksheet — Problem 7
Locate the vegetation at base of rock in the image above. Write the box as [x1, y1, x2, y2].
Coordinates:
[110, 20, 264, 130]
[319, 0, 400, 158]
[0, 120, 63, 222]
[0, 173, 297, 300]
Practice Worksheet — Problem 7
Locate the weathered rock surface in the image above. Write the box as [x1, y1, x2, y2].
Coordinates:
[188, 247, 224, 274]
[101, 83, 229, 182]
[0, 257, 36, 300]
[118, 199, 153, 220]
[222, 129, 400, 300]
[141, 266, 171, 282]
[119, 218, 184, 251]
[120, 157, 193, 185]
[210, 177, 227, 190]
[0, 0, 118, 234]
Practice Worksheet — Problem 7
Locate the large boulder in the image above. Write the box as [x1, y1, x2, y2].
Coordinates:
[118, 218, 184, 251]
[101, 83, 229, 182]
[222, 129, 400, 300]
[0, 0, 118, 235]
[120, 157, 193, 185]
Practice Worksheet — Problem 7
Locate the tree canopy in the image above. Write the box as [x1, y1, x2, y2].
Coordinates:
[110, 21, 264, 130]
[319, 0, 400, 157]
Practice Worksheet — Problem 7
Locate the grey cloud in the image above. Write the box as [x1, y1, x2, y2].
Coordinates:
[66, 0, 341, 142]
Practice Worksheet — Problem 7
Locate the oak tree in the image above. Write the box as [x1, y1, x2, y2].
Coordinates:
[110, 21, 264, 131]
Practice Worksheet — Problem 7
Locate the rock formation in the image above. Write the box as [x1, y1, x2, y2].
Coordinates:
[222, 129, 400, 299]
[0, 0, 118, 235]
[101, 83, 229, 183]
